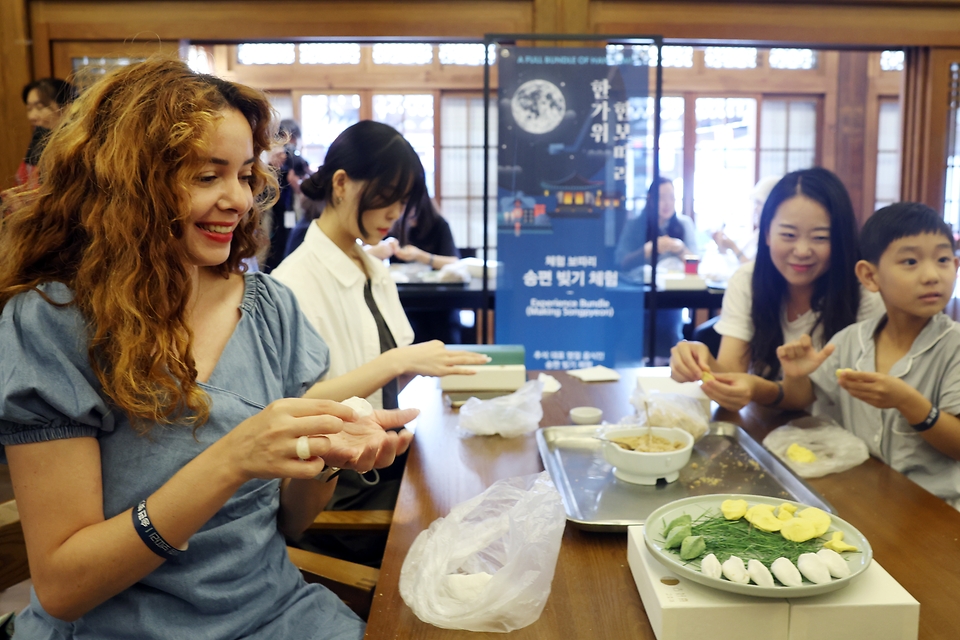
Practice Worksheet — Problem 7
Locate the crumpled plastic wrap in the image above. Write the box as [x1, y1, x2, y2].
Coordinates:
[628, 387, 710, 441]
[458, 380, 543, 438]
[762, 416, 870, 478]
[399, 471, 566, 632]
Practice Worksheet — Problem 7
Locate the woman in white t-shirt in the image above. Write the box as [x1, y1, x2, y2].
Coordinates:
[670, 167, 885, 410]
[273, 123, 487, 562]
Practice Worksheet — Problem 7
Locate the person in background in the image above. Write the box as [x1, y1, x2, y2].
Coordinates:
[272, 121, 487, 564]
[615, 177, 698, 364]
[386, 192, 462, 343]
[0, 58, 415, 639]
[713, 175, 781, 265]
[388, 191, 460, 270]
[670, 167, 886, 410]
[16, 78, 76, 188]
[777, 202, 960, 510]
[265, 118, 310, 271]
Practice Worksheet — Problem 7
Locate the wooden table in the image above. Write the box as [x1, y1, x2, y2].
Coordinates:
[366, 370, 960, 639]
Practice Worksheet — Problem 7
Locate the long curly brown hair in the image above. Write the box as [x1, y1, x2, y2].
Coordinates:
[0, 57, 278, 432]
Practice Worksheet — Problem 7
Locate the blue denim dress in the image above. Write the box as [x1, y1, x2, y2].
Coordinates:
[0, 273, 364, 640]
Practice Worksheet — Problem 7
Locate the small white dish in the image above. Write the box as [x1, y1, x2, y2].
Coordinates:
[601, 427, 694, 485]
[569, 406, 603, 425]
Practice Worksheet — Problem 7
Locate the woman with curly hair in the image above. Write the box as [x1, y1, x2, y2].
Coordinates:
[0, 57, 413, 639]
[669, 167, 885, 411]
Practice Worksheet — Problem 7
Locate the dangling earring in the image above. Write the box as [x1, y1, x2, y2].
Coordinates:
[335, 196, 342, 206]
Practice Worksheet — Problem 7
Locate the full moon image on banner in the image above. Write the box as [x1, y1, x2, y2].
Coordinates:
[510, 79, 566, 134]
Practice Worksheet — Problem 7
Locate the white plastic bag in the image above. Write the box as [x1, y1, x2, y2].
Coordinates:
[762, 416, 870, 478]
[458, 380, 543, 438]
[628, 387, 709, 441]
[399, 471, 566, 632]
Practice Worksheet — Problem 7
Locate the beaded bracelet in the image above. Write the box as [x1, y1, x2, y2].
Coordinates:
[133, 500, 187, 560]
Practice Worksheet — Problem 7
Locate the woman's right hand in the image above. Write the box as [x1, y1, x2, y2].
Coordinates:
[395, 340, 490, 377]
[670, 340, 714, 382]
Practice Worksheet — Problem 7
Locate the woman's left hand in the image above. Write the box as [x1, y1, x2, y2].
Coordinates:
[394, 244, 426, 263]
[657, 236, 685, 255]
[701, 372, 757, 411]
[316, 407, 417, 472]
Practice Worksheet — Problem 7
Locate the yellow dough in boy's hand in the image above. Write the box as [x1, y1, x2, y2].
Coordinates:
[701, 370, 715, 382]
[835, 368, 853, 377]
[786, 443, 817, 463]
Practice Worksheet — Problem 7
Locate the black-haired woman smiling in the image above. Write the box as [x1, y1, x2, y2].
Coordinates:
[670, 167, 885, 410]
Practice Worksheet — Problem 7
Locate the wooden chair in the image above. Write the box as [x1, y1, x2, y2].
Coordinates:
[0, 500, 391, 621]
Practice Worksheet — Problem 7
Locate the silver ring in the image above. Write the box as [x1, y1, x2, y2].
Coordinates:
[296, 435, 311, 460]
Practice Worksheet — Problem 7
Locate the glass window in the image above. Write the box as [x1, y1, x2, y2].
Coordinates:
[880, 50, 905, 72]
[635, 97, 686, 215]
[266, 92, 294, 122]
[237, 43, 295, 65]
[440, 95, 498, 252]
[704, 47, 758, 69]
[299, 94, 361, 170]
[373, 94, 436, 194]
[606, 45, 692, 68]
[759, 99, 817, 178]
[945, 63, 960, 232]
[875, 100, 901, 211]
[299, 43, 361, 65]
[372, 43, 433, 65]
[70, 56, 142, 93]
[768, 49, 817, 70]
[186, 45, 213, 74]
[438, 43, 495, 66]
[693, 97, 758, 237]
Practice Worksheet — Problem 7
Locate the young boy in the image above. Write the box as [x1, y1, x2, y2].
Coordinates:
[777, 202, 960, 509]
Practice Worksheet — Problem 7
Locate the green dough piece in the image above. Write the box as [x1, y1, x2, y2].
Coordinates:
[679, 535, 706, 560]
[664, 514, 692, 537]
[665, 524, 692, 549]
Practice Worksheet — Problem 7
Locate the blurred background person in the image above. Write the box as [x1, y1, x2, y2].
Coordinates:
[615, 177, 698, 364]
[17, 78, 75, 188]
[265, 118, 310, 271]
[388, 192, 460, 270]
[386, 192, 462, 343]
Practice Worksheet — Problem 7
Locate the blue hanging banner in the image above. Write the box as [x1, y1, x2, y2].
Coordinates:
[495, 45, 651, 371]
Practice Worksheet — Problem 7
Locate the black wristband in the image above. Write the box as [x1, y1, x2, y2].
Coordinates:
[133, 500, 187, 560]
[911, 405, 940, 432]
[766, 381, 784, 407]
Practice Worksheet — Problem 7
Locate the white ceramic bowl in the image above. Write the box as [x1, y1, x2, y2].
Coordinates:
[570, 406, 603, 425]
[601, 427, 694, 485]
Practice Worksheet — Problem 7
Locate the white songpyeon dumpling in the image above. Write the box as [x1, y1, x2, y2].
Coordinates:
[700, 553, 723, 580]
[816, 548, 851, 578]
[747, 559, 775, 587]
[797, 553, 832, 584]
[721, 555, 750, 584]
[342, 396, 374, 418]
[771, 557, 803, 587]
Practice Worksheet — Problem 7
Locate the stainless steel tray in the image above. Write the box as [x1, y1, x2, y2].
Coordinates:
[537, 422, 833, 531]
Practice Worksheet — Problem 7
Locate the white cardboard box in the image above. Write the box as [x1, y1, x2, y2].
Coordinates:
[627, 526, 920, 640]
[627, 526, 790, 640]
[438, 364, 527, 392]
[787, 562, 919, 640]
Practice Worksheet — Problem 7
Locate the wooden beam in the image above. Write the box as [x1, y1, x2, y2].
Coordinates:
[0, 0, 33, 191]
[591, 1, 960, 47]
[31, 1, 534, 41]
[835, 50, 870, 223]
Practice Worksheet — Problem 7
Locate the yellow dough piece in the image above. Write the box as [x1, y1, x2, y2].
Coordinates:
[786, 443, 818, 463]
